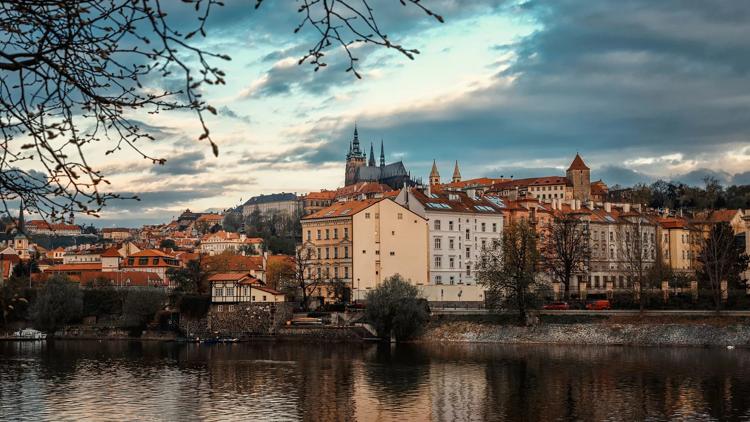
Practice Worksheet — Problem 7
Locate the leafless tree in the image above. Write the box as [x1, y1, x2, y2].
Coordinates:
[476, 220, 541, 325]
[294, 244, 322, 310]
[618, 217, 656, 312]
[0, 1, 442, 222]
[541, 214, 591, 300]
[697, 222, 749, 311]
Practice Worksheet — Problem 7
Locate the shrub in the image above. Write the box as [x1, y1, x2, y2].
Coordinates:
[365, 275, 429, 341]
[82, 287, 123, 318]
[122, 289, 167, 329]
[177, 294, 211, 318]
[30, 275, 83, 332]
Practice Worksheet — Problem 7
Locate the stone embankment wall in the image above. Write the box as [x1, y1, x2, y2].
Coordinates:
[276, 326, 370, 342]
[422, 320, 750, 347]
[180, 303, 292, 338]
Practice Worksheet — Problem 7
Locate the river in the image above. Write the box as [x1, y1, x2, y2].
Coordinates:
[2, 341, 750, 421]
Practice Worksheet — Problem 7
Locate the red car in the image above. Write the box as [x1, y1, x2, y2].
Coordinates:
[543, 301, 570, 310]
[586, 300, 611, 310]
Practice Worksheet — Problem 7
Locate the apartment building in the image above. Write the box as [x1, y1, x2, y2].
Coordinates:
[301, 198, 428, 301]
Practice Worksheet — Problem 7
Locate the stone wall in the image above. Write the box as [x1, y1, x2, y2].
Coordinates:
[179, 303, 292, 338]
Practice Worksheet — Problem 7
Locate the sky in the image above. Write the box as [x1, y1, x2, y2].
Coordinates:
[65, 0, 750, 227]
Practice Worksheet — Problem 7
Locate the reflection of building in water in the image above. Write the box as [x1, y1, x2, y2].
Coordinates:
[429, 363, 487, 421]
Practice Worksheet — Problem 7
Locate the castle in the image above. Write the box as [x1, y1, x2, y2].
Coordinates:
[344, 126, 415, 189]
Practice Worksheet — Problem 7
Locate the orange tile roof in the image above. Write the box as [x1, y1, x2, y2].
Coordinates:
[100, 247, 121, 258]
[252, 285, 284, 295]
[303, 198, 383, 220]
[208, 272, 260, 284]
[708, 209, 738, 223]
[25, 220, 81, 231]
[441, 177, 509, 189]
[129, 249, 174, 258]
[305, 190, 337, 200]
[46, 263, 103, 272]
[196, 214, 224, 223]
[568, 153, 590, 171]
[201, 255, 263, 272]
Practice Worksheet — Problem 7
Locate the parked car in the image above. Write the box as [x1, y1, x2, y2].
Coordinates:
[543, 301, 570, 310]
[586, 300, 611, 310]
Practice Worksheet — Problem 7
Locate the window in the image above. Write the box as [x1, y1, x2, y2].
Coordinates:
[138, 257, 148, 265]
[450, 276, 455, 285]
[434, 237, 442, 250]
[449, 257, 455, 268]
[317, 267, 322, 278]
[228, 305, 234, 312]
[334, 248, 338, 259]
[610, 249, 614, 259]
[217, 305, 223, 312]
[344, 247, 349, 258]
[435, 275, 443, 285]
[263, 295, 267, 302]
[334, 228, 338, 239]
[317, 248, 321, 259]
[334, 267, 339, 278]
[449, 238, 454, 249]
[362, 250, 366, 254]
[306, 230, 311, 241]
[449, 221, 454, 231]
[344, 228, 349, 239]
[317, 230, 321, 240]
[365, 213, 371, 219]
[325, 229, 330, 239]
[325, 247, 330, 259]
[481, 222, 486, 232]
[344, 267, 349, 278]
[227, 287, 234, 296]
[492, 223, 497, 232]
[375, 250, 380, 255]
[434, 256, 442, 268]
[466, 265, 471, 276]
[466, 247, 470, 259]
[375, 213, 379, 219]
[434, 220, 441, 230]
[390, 251, 395, 256]
[398, 213, 403, 220]
[244, 286, 250, 296]
[609, 232, 613, 242]
[252, 296, 256, 302]
[466, 229, 470, 240]
[217, 287, 224, 297]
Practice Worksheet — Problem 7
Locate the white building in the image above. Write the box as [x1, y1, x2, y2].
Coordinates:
[199, 231, 264, 256]
[396, 187, 503, 303]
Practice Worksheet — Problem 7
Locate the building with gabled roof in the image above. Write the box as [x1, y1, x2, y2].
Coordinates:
[302, 198, 428, 302]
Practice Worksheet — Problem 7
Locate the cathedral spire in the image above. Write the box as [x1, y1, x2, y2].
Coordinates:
[352, 124, 361, 155]
[452, 160, 462, 183]
[368, 142, 376, 167]
[429, 159, 440, 185]
[17, 200, 25, 235]
[380, 139, 385, 167]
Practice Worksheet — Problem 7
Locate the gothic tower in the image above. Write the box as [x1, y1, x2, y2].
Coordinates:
[566, 153, 591, 202]
[379, 140, 385, 167]
[452, 161, 462, 183]
[368, 142, 376, 167]
[429, 160, 440, 185]
[345, 125, 366, 186]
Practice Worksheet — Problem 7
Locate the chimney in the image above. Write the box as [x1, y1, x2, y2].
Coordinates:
[604, 202, 612, 213]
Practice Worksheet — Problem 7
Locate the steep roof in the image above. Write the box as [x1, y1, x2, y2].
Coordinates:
[100, 247, 121, 258]
[201, 255, 264, 272]
[305, 190, 337, 200]
[208, 272, 259, 283]
[568, 153, 590, 171]
[302, 198, 383, 220]
[129, 249, 174, 258]
[411, 189, 503, 215]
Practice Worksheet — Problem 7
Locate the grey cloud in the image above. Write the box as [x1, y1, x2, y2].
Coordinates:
[151, 151, 207, 176]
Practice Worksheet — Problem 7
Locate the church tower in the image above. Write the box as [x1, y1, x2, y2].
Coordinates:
[429, 160, 440, 185]
[566, 153, 591, 202]
[452, 161, 462, 183]
[379, 140, 385, 167]
[368, 142, 376, 167]
[345, 125, 366, 186]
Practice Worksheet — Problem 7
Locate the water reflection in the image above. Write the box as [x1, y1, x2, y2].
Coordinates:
[2, 341, 750, 421]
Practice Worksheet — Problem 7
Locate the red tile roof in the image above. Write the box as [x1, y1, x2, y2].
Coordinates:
[305, 190, 337, 200]
[100, 247, 121, 258]
[303, 198, 383, 220]
[46, 263, 103, 272]
[568, 153, 590, 171]
[201, 255, 264, 272]
[208, 272, 260, 284]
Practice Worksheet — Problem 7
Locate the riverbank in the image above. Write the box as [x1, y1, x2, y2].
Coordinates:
[420, 314, 750, 347]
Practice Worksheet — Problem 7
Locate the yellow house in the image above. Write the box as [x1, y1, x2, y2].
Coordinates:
[301, 198, 428, 302]
[657, 218, 699, 273]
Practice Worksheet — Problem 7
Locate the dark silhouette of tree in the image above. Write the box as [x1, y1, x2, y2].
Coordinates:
[0, 1, 442, 221]
[476, 220, 541, 324]
[364, 274, 428, 341]
[294, 245, 320, 310]
[697, 222, 749, 311]
[541, 214, 591, 299]
[159, 238, 177, 250]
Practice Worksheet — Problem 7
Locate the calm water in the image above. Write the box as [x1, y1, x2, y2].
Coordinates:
[2, 341, 750, 421]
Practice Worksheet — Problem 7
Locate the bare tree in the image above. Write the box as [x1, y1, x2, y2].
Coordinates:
[541, 214, 590, 300]
[0, 1, 442, 221]
[476, 220, 541, 325]
[294, 245, 322, 310]
[618, 217, 656, 312]
[697, 222, 749, 311]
